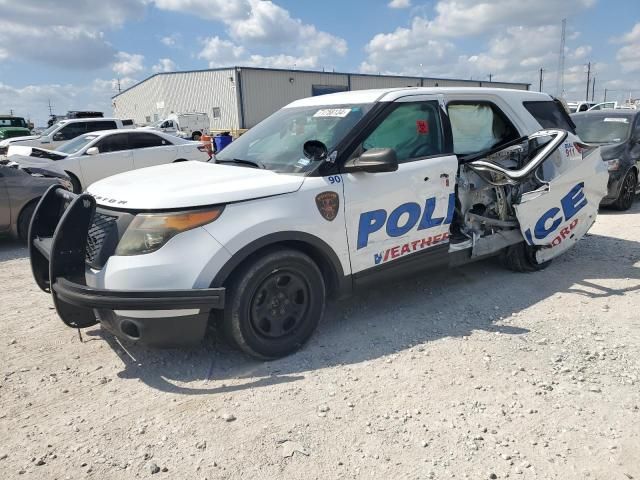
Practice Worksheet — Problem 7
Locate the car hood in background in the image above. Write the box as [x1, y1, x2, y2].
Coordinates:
[8, 145, 68, 160]
[87, 161, 305, 210]
[0, 134, 40, 145]
[0, 154, 69, 178]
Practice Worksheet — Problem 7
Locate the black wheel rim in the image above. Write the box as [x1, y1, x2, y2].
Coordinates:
[620, 173, 636, 207]
[249, 269, 310, 339]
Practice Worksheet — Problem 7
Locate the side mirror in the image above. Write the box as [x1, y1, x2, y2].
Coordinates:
[86, 147, 99, 155]
[52, 132, 64, 141]
[343, 148, 398, 173]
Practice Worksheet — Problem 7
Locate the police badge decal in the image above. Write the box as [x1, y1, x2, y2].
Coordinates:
[315, 191, 340, 221]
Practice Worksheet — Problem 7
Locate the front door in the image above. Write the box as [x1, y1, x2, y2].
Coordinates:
[79, 133, 133, 188]
[341, 97, 458, 276]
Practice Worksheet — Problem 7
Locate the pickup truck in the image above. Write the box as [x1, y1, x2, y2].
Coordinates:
[0, 118, 128, 156]
[0, 115, 32, 142]
[28, 87, 608, 359]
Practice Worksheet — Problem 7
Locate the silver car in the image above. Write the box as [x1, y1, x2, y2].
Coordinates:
[0, 156, 72, 241]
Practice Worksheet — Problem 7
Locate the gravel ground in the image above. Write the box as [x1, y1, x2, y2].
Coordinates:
[1, 201, 639, 480]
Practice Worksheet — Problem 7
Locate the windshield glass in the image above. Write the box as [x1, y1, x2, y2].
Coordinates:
[0, 118, 28, 128]
[215, 104, 373, 173]
[57, 134, 99, 154]
[572, 115, 632, 143]
[40, 122, 62, 137]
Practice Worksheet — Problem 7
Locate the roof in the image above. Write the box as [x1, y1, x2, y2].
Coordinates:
[285, 87, 550, 108]
[571, 110, 637, 118]
[112, 66, 531, 99]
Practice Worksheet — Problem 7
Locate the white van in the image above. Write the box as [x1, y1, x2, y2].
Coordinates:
[146, 113, 209, 140]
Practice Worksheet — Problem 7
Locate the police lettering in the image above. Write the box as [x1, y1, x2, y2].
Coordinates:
[357, 193, 455, 249]
[524, 183, 587, 245]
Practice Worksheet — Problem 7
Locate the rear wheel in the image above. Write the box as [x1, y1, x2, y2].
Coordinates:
[66, 172, 82, 194]
[500, 242, 552, 272]
[222, 248, 326, 359]
[17, 202, 36, 243]
[612, 169, 637, 211]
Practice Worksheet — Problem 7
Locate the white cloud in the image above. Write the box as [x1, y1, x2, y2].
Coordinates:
[161, 33, 181, 47]
[152, 58, 177, 73]
[0, 0, 145, 69]
[112, 52, 145, 76]
[615, 23, 640, 73]
[388, 0, 412, 8]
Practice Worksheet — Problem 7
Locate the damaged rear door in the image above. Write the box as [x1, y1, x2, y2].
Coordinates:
[469, 130, 608, 263]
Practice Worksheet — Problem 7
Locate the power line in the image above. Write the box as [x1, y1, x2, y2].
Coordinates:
[555, 18, 566, 97]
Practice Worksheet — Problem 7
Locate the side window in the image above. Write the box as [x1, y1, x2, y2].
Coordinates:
[87, 121, 117, 133]
[95, 134, 129, 153]
[129, 132, 169, 149]
[361, 101, 445, 163]
[57, 122, 87, 140]
[447, 102, 519, 155]
[523, 100, 576, 133]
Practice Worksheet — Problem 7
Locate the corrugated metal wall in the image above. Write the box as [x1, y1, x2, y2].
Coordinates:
[350, 75, 421, 89]
[239, 69, 349, 128]
[113, 69, 239, 130]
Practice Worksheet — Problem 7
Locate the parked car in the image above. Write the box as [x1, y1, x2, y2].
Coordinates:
[7, 129, 211, 193]
[567, 101, 597, 113]
[0, 118, 126, 155]
[0, 157, 72, 242]
[144, 113, 209, 140]
[28, 87, 607, 359]
[588, 101, 637, 111]
[0, 115, 32, 141]
[572, 110, 640, 210]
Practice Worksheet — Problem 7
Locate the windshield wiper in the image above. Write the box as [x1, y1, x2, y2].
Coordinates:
[216, 158, 266, 169]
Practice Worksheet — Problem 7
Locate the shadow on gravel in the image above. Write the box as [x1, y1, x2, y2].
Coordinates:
[84, 231, 639, 396]
[0, 236, 27, 262]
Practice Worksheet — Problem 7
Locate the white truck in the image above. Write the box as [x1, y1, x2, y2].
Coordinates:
[0, 118, 128, 155]
[145, 113, 209, 140]
[28, 87, 607, 359]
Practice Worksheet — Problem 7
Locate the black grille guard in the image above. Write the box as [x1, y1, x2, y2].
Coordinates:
[29, 185, 225, 329]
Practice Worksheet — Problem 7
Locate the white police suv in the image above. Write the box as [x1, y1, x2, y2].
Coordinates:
[29, 88, 608, 359]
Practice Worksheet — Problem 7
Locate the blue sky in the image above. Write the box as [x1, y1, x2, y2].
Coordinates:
[0, 0, 638, 125]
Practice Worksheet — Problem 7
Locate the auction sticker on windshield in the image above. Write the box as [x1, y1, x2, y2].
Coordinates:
[313, 108, 352, 118]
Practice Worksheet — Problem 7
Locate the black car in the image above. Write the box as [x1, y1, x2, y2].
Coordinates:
[571, 110, 640, 210]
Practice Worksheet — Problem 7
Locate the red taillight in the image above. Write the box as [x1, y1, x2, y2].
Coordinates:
[573, 142, 584, 154]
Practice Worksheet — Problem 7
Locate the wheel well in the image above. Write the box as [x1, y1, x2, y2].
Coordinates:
[173, 158, 188, 162]
[220, 240, 345, 299]
[16, 198, 39, 238]
[65, 171, 81, 192]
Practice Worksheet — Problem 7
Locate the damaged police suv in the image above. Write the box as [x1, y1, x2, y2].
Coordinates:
[29, 88, 608, 359]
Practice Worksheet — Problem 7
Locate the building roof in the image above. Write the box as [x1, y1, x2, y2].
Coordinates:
[112, 66, 531, 99]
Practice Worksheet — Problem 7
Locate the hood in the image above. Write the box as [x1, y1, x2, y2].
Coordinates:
[86, 161, 305, 210]
[0, 127, 31, 138]
[0, 154, 69, 178]
[8, 145, 67, 160]
[0, 134, 41, 147]
[598, 141, 626, 161]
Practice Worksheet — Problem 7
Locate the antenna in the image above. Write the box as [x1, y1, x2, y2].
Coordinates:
[555, 18, 566, 97]
[47, 99, 54, 116]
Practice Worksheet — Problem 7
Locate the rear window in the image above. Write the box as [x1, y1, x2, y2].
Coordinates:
[523, 100, 576, 133]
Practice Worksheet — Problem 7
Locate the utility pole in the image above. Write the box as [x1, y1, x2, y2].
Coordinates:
[47, 99, 54, 116]
[603, 88, 607, 102]
[488, 73, 493, 82]
[117, 78, 122, 94]
[556, 18, 566, 97]
[539, 68, 544, 92]
[591, 76, 596, 102]
[9, 109, 13, 116]
[585, 61, 591, 101]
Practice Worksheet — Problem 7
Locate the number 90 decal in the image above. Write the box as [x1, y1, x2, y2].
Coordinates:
[327, 175, 342, 184]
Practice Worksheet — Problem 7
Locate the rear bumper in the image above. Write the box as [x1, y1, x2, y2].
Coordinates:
[29, 185, 225, 347]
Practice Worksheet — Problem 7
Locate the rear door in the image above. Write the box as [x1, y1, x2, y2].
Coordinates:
[129, 132, 177, 169]
[342, 96, 458, 276]
[79, 133, 133, 187]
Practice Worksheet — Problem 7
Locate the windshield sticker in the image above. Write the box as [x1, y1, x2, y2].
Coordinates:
[416, 120, 429, 135]
[313, 109, 352, 118]
[603, 117, 628, 123]
[296, 158, 311, 167]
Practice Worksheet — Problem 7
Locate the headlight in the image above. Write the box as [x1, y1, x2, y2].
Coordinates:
[607, 159, 621, 171]
[115, 207, 224, 256]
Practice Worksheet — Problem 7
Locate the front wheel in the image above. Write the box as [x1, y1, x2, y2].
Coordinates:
[612, 170, 637, 211]
[222, 248, 326, 359]
[500, 242, 552, 272]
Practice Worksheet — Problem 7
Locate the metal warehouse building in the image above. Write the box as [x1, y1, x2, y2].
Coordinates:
[112, 66, 530, 132]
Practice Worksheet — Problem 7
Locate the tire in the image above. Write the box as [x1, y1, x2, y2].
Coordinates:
[67, 172, 82, 194]
[222, 248, 326, 359]
[500, 242, 552, 273]
[191, 132, 202, 141]
[612, 169, 637, 211]
[17, 202, 36, 243]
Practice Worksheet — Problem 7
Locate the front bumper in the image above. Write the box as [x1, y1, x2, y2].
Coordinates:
[29, 186, 225, 347]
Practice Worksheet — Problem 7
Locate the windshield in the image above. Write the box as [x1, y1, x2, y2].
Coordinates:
[0, 118, 28, 128]
[57, 134, 99, 154]
[40, 122, 62, 136]
[215, 104, 373, 173]
[572, 115, 632, 143]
